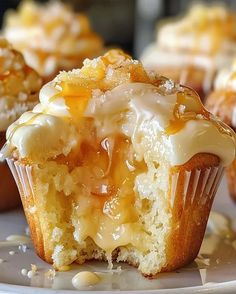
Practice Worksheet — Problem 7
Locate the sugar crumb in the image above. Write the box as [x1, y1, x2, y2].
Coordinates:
[196, 114, 204, 120]
[163, 79, 174, 92]
[45, 269, 56, 280]
[28, 206, 37, 214]
[18, 244, 27, 252]
[31, 264, 38, 273]
[178, 104, 186, 114]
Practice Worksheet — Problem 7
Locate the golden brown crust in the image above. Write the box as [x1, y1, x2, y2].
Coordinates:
[206, 90, 236, 128]
[6, 158, 49, 262]
[172, 152, 220, 171]
[163, 153, 221, 273]
[0, 132, 20, 211]
[20, 184, 48, 263]
[206, 90, 236, 203]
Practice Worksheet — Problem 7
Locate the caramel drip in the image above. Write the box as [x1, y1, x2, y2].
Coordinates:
[51, 81, 92, 119]
[8, 113, 42, 142]
[166, 90, 210, 135]
[0, 65, 30, 81]
[57, 133, 146, 221]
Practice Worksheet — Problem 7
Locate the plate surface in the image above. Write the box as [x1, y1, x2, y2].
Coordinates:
[0, 177, 236, 293]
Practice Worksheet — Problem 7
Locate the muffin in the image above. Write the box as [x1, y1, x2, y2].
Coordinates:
[3, 0, 103, 83]
[1, 50, 235, 276]
[0, 38, 42, 211]
[206, 60, 236, 201]
[141, 4, 236, 99]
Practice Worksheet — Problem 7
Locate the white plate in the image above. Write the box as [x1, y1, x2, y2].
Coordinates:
[0, 176, 236, 293]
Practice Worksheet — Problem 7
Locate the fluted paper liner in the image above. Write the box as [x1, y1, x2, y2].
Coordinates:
[6, 158, 224, 272]
[0, 132, 20, 211]
[164, 164, 224, 271]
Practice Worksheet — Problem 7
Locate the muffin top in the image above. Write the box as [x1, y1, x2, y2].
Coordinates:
[206, 60, 236, 129]
[0, 38, 42, 132]
[3, 1, 103, 77]
[158, 4, 236, 55]
[1, 50, 235, 166]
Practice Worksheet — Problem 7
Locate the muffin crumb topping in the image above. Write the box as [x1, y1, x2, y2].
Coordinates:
[0, 38, 42, 131]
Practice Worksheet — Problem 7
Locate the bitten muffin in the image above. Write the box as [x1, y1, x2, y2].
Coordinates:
[0, 38, 42, 211]
[206, 60, 236, 201]
[1, 50, 235, 276]
[141, 4, 236, 99]
[3, 0, 103, 83]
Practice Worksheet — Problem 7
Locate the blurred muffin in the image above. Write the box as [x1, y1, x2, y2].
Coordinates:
[0, 38, 42, 211]
[2, 50, 235, 276]
[3, 0, 104, 83]
[206, 60, 236, 201]
[141, 4, 236, 99]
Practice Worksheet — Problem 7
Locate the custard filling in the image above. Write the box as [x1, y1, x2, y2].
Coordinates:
[58, 130, 150, 254]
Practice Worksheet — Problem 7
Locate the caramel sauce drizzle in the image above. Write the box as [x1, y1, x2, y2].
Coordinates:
[177, 10, 236, 95]
[166, 89, 210, 135]
[57, 132, 147, 220]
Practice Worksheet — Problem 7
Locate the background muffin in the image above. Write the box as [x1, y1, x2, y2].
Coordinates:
[206, 60, 236, 202]
[141, 4, 236, 100]
[0, 37, 42, 211]
[2, 50, 235, 276]
[3, 0, 104, 83]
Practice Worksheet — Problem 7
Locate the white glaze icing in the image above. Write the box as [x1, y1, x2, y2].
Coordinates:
[214, 61, 236, 92]
[0, 38, 41, 131]
[5, 111, 77, 161]
[72, 271, 100, 289]
[6, 234, 30, 243]
[0, 234, 30, 248]
[157, 4, 236, 54]
[3, 1, 103, 77]
[141, 44, 233, 72]
[1, 77, 235, 167]
[169, 120, 235, 166]
[140, 4, 236, 87]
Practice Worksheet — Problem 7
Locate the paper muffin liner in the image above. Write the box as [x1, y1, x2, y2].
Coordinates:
[164, 164, 224, 271]
[6, 158, 45, 260]
[7, 158, 34, 199]
[0, 133, 20, 211]
[7, 158, 224, 272]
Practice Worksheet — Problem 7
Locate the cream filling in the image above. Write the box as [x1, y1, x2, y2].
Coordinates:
[2, 82, 236, 166]
[73, 209, 150, 254]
